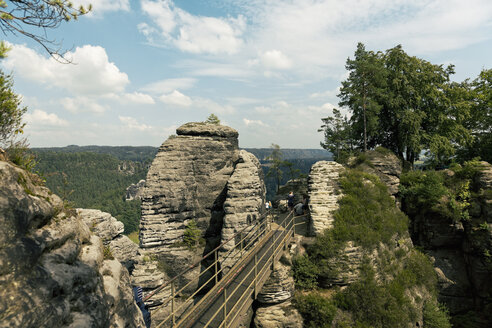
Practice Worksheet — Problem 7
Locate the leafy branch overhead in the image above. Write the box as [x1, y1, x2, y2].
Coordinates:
[0, 0, 91, 61]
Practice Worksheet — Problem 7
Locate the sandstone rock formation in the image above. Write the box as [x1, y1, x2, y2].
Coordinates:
[307, 161, 344, 235]
[408, 162, 492, 316]
[125, 179, 146, 201]
[220, 150, 266, 271]
[0, 160, 144, 328]
[135, 123, 266, 324]
[77, 208, 139, 271]
[257, 262, 294, 304]
[253, 301, 302, 328]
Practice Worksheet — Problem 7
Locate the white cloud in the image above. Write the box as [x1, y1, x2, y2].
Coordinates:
[142, 78, 196, 94]
[3, 44, 129, 96]
[159, 90, 193, 107]
[196, 98, 235, 115]
[25, 109, 69, 127]
[60, 97, 108, 113]
[104, 92, 155, 105]
[119, 116, 152, 131]
[310, 87, 341, 99]
[259, 50, 292, 70]
[140, 0, 246, 54]
[243, 118, 268, 127]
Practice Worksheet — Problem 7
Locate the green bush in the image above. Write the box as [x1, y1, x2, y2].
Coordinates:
[183, 219, 202, 250]
[292, 255, 319, 289]
[423, 301, 451, 328]
[294, 292, 337, 328]
[335, 265, 416, 328]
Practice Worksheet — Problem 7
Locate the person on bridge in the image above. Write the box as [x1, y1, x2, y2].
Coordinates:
[133, 286, 151, 328]
[288, 191, 295, 211]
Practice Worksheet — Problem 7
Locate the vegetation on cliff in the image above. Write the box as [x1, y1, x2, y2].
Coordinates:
[293, 163, 450, 327]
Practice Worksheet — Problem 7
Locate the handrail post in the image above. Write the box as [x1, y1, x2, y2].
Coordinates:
[254, 253, 258, 297]
[223, 288, 227, 326]
[214, 250, 218, 284]
[171, 281, 175, 327]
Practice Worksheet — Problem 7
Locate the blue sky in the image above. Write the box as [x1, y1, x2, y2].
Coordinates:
[2, 0, 491, 148]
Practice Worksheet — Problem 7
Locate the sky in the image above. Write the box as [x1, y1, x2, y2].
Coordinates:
[2, 0, 492, 148]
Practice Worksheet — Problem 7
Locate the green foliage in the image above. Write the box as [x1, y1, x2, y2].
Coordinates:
[292, 255, 319, 290]
[319, 108, 355, 163]
[400, 159, 485, 223]
[335, 43, 476, 165]
[0, 70, 26, 146]
[0, 0, 91, 60]
[6, 140, 37, 172]
[204, 113, 221, 124]
[293, 293, 337, 328]
[334, 263, 419, 328]
[183, 219, 202, 250]
[103, 245, 114, 260]
[423, 301, 452, 328]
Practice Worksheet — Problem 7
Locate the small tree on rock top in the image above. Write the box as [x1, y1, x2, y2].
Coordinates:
[205, 113, 221, 125]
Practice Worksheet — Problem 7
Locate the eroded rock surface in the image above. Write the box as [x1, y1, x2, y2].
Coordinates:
[220, 150, 266, 271]
[0, 161, 144, 328]
[253, 301, 303, 328]
[308, 161, 344, 235]
[257, 262, 294, 304]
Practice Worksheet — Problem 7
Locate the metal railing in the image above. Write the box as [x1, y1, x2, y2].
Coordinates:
[149, 209, 308, 328]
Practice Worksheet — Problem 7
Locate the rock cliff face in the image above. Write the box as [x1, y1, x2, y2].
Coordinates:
[220, 150, 266, 271]
[0, 160, 144, 328]
[408, 162, 492, 317]
[135, 123, 266, 323]
[307, 161, 344, 235]
[139, 122, 240, 250]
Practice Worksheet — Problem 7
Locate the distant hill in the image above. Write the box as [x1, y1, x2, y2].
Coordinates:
[33, 145, 158, 163]
[33, 145, 332, 162]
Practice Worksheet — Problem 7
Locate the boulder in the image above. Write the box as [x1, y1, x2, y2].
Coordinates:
[257, 262, 294, 304]
[253, 301, 303, 328]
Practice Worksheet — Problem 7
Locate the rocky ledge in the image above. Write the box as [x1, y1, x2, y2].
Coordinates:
[0, 160, 144, 328]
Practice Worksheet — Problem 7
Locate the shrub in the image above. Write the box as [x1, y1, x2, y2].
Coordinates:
[423, 301, 451, 328]
[294, 292, 337, 328]
[183, 219, 202, 250]
[292, 255, 319, 289]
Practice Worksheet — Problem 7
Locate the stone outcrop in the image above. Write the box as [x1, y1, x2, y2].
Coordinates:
[0, 160, 144, 328]
[125, 179, 146, 201]
[351, 149, 402, 197]
[220, 150, 266, 271]
[408, 162, 492, 317]
[307, 161, 344, 235]
[253, 301, 302, 328]
[257, 262, 294, 304]
[135, 122, 266, 325]
[139, 123, 240, 250]
[77, 208, 139, 271]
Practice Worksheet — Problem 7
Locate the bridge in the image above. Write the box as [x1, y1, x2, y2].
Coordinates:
[143, 210, 307, 328]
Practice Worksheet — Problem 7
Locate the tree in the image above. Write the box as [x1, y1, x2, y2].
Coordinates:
[319, 108, 353, 163]
[339, 43, 386, 152]
[0, 0, 90, 60]
[0, 69, 26, 146]
[205, 113, 220, 124]
[266, 143, 283, 193]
